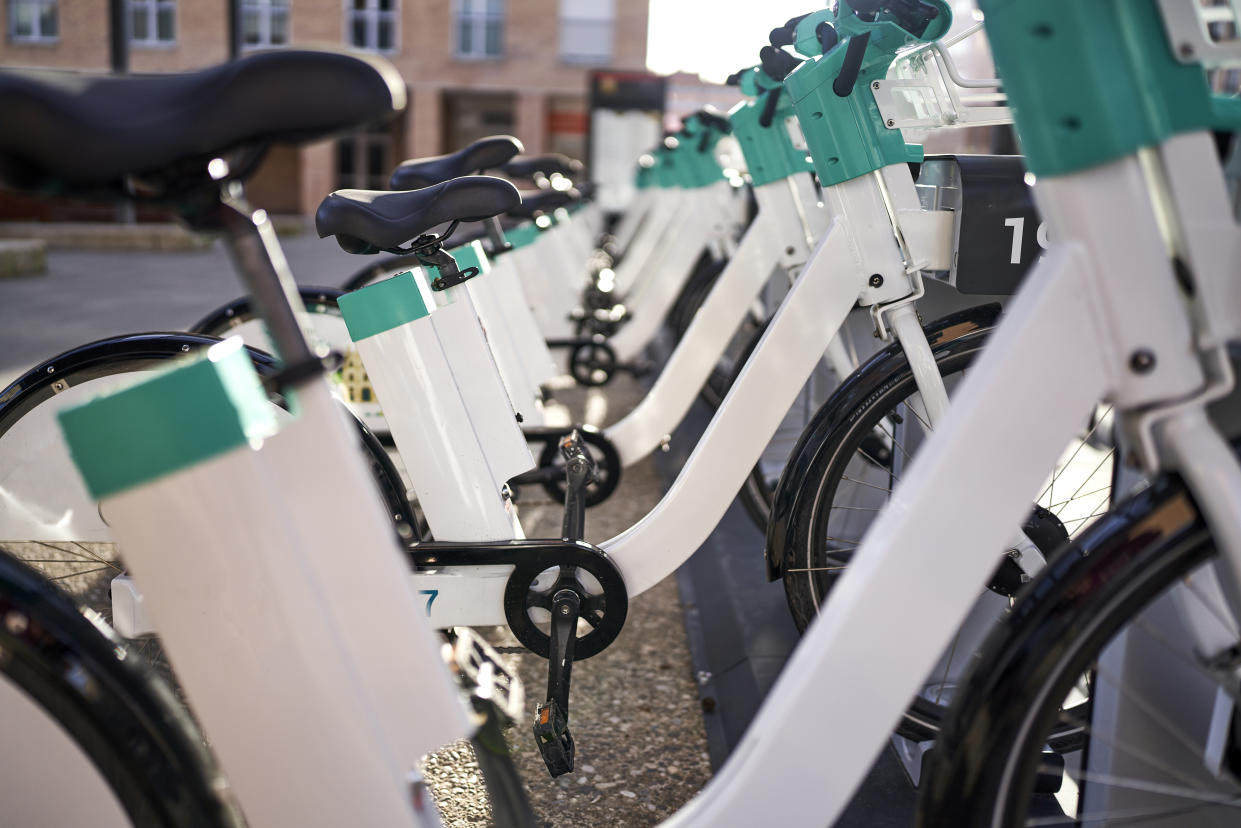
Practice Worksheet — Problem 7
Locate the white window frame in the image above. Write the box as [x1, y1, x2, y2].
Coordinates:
[240, 0, 290, 50]
[344, 0, 398, 54]
[454, 0, 503, 60]
[558, 0, 613, 65]
[129, 0, 176, 47]
[8, 0, 59, 44]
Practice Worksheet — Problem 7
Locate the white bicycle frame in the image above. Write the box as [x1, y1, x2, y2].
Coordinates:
[657, 131, 1241, 825]
[412, 161, 956, 618]
[604, 173, 827, 465]
[607, 181, 738, 363]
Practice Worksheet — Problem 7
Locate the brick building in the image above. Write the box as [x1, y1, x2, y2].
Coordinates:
[1, 0, 650, 216]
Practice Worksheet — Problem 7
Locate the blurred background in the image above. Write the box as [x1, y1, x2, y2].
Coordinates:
[0, 0, 1000, 221]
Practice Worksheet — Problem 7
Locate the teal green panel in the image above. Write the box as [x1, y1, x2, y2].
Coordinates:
[784, 0, 951, 186]
[730, 90, 814, 187]
[337, 269, 432, 342]
[58, 340, 278, 500]
[980, 0, 1241, 177]
[506, 223, 542, 249]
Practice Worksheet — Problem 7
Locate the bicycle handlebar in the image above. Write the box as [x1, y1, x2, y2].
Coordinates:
[847, 0, 940, 38]
[831, 30, 871, 97]
[769, 13, 811, 48]
[759, 45, 802, 83]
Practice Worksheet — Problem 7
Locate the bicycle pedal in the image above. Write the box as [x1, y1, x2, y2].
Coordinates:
[533, 701, 575, 777]
[444, 628, 525, 727]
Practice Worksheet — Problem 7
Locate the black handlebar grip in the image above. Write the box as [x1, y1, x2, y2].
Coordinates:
[847, 0, 938, 36]
[759, 45, 802, 83]
[725, 70, 743, 86]
[769, 12, 811, 47]
[816, 21, 839, 53]
[758, 87, 783, 129]
[832, 31, 871, 97]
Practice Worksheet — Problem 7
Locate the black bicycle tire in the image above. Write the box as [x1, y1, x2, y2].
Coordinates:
[0, 550, 241, 826]
[917, 473, 1214, 827]
[0, 333, 418, 544]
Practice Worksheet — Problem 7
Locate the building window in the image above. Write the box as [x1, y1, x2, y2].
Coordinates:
[130, 0, 175, 45]
[242, 0, 289, 49]
[346, 0, 396, 53]
[336, 122, 396, 191]
[9, 0, 58, 43]
[559, 0, 612, 64]
[454, 0, 503, 60]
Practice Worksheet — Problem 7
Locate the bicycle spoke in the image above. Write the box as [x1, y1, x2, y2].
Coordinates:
[828, 505, 883, 513]
[1043, 484, 1113, 513]
[47, 566, 112, 582]
[840, 474, 894, 496]
[1037, 405, 1113, 505]
[787, 565, 849, 573]
[1025, 790, 1241, 826]
[1180, 574, 1241, 640]
[1128, 617, 1241, 707]
[903, 397, 934, 433]
[1054, 448, 1116, 517]
[1052, 676, 1239, 795]
[873, 419, 915, 464]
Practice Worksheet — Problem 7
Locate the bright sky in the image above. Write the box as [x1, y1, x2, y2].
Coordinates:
[645, 0, 983, 84]
[645, 0, 833, 83]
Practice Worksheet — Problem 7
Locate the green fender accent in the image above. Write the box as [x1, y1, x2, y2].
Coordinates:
[730, 90, 814, 187]
[337, 269, 433, 342]
[58, 338, 279, 500]
[980, 0, 1241, 178]
[784, 0, 952, 187]
[506, 222, 542, 249]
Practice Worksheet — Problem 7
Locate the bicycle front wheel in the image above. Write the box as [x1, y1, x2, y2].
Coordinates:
[918, 472, 1238, 827]
[776, 316, 1115, 741]
[0, 549, 240, 826]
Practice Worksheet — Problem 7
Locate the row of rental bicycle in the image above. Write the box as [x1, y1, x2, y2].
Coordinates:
[2, 0, 1241, 825]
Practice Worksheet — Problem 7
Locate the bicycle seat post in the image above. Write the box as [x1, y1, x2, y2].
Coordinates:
[213, 178, 322, 371]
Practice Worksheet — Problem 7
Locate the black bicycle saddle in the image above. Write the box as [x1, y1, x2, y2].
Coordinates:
[506, 188, 578, 220]
[0, 49, 404, 191]
[389, 135, 523, 190]
[501, 154, 584, 181]
[316, 176, 521, 253]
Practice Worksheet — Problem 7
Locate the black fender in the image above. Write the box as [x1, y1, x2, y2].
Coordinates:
[0, 332, 416, 541]
[762, 302, 1002, 581]
[189, 286, 346, 336]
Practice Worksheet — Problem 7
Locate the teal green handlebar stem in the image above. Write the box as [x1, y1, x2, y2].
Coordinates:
[673, 115, 727, 188]
[783, 0, 952, 187]
[729, 82, 815, 187]
[980, 0, 1241, 179]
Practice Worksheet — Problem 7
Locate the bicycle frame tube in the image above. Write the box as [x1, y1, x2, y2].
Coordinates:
[604, 174, 823, 465]
[662, 144, 1210, 826]
[609, 182, 734, 363]
[410, 165, 934, 626]
[602, 166, 921, 595]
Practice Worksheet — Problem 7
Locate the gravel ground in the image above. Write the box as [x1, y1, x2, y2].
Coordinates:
[421, 376, 714, 827]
